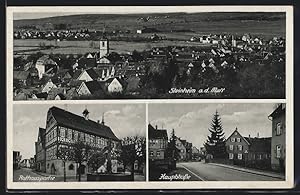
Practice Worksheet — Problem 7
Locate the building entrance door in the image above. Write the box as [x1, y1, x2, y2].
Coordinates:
[51, 163, 56, 175]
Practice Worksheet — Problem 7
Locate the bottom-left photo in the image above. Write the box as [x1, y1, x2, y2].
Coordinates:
[12, 103, 146, 182]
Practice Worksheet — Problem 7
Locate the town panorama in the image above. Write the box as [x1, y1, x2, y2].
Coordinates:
[13, 12, 286, 100]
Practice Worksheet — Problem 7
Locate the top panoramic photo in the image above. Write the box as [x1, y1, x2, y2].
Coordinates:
[12, 9, 287, 100]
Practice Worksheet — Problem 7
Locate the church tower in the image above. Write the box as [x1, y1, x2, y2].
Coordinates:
[99, 38, 109, 58]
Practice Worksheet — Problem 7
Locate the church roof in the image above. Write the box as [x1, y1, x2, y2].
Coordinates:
[49, 106, 119, 141]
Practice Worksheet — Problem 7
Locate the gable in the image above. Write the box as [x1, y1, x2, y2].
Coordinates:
[78, 71, 93, 82]
[108, 78, 123, 92]
[45, 111, 57, 132]
[77, 82, 92, 96]
[42, 81, 57, 93]
[226, 129, 250, 146]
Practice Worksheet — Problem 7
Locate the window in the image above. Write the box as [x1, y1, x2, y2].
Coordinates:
[276, 145, 281, 158]
[276, 122, 282, 135]
[231, 138, 235, 142]
[69, 164, 74, 170]
[74, 131, 78, 140]
[65, 129, 68, 138]
[229, 145, 233, 150]
[258, 154, 262, 160]
[150, 151, 154, 156]
[156, 151, 160, 156]
[60, 128, 65, 137]
[238, 145, 243, 151]
[229, 153, 234, 159]
[238, 153, 243, 160]
[237, 138, 241, 142]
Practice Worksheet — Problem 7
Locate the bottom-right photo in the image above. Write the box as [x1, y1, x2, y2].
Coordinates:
[148, 103, 286, 181]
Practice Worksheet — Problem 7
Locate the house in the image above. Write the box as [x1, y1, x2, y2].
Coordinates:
[136, 27, 159, 34]
[42, 79, 58, 93]
[185, 142, 193, 161]
[20, 159, 31, 168]
[77, 54, 97, 68]
[191, 146, 201, 160]
[13, 71, 31, 86]
[56, 69, 73, 81]
[35, 127, 46, 172]
[35, 55, 58, 79]
[65, 88, 79, 100]
[244, 136, 271, 169]
[32, 92, 48, 100]
[269, 104, 286, 172]
[225, 128, 271, 168]
[77, 80, 106, 97]
[97, 56, 111, 64]
[148, 124, 168, 161]
[13, 151, 21, 169]
[35, 106, 119, 175]
[106, 78, 124, 93]
[55, 93, 66, 100]
[13, 88, 36, 100]
[76, 68, 99, 82]
[94, 66, 115, 81]
[176, 138, 187, 161]
[47, 88, 66, 100]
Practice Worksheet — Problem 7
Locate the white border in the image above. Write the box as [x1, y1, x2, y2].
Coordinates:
[6, 5, 294, 189]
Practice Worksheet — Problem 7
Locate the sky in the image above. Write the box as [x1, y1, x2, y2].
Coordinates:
[13, 7, 200, 20]
[149, 103, 279, 150]
[13, 104, 146, 159]
[12, 6, 275, 20]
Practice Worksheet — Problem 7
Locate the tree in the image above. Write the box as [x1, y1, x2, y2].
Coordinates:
[166, 129, 180, 170]
[70, 140, 92, 181]
[56, 145, 73, 182]
[119, 136, 146, 180]
[204, 111, 227, 159]
[132, 50, 143, 62]
[87, 150, 106, 173]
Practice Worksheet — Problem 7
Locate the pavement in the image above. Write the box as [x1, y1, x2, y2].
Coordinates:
[176, 161, 284, 181]
[209, 163, 285, 180]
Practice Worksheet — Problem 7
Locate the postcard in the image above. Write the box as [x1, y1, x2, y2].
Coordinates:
[6, 5, 294, 190]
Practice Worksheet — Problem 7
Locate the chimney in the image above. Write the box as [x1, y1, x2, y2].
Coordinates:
[97, 120, 100, 123]
[155, 125, 158, 130]
[101, 113, 105, 125]
[82, 108, 89, 120]
[257, 132, 259, 138]
[249, 134, 251, 138]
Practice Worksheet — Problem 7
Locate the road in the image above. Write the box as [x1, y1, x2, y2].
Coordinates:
[176, 162, 283, 181]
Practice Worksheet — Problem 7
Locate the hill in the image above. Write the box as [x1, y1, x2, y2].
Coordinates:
[13, 12, 285, 36]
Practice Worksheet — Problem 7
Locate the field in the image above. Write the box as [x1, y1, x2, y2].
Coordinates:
[13, 12, 286, 55]
[14, 38, 213, 55]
